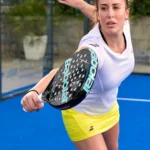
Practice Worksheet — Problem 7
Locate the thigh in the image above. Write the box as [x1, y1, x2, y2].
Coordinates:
[73, 133, 108, 150]
[102, 122, 119, 150]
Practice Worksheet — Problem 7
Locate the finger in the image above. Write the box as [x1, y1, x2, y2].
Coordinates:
[22, 100, 40, 112]
[22, 95, 36, 112]
[21, 98, 33, 112]
[23, 104, 31, 112]
[33, 95, 44, 108]
[35, 101, 44, 109]
[27, 97, 39, 111]
[58, 0, 68, 5]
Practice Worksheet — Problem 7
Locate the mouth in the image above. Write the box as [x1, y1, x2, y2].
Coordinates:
[107, 21, 116, 26]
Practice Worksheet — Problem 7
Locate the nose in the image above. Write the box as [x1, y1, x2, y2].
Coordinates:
[107, 8, 114, 18]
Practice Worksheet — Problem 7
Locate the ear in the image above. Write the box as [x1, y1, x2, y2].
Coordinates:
[97, 9, 100, 21]
[94, 9, 100, 23]
[125, 8, 130, 20]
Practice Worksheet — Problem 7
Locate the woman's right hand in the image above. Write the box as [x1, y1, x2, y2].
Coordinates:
[21, 91, 44, 112]
[58, 0, 85, 9]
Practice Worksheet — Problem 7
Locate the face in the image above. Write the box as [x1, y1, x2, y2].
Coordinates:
[97, 0, 129, 35]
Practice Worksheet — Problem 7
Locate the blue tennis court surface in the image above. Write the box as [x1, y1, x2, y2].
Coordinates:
[0, 74, 150, 150]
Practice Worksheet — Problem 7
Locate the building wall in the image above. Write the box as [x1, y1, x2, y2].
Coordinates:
[53, 17, 84, 58]
[131, 17, 150, 65]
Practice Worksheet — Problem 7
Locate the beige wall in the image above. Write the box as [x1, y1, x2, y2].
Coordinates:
[131, 17, 150, 51]
[130, 17, 150, 64]
[53, 17, 84, 58]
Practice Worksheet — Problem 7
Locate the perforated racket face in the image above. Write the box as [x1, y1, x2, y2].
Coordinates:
[42, 48, 98, 110]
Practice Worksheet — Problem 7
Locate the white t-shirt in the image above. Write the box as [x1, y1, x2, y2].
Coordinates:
[73, 21, 135, 116]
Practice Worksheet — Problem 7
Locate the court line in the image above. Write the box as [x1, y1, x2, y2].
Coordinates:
[118, 97, 150, 102]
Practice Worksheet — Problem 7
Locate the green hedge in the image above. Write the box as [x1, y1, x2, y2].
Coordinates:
[53, 0, 150, 19]
[5, 0, 150, 19]
[130, 0, 150, 19]
[53, 1, 83, 18]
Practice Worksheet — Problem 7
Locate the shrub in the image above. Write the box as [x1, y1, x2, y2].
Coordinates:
[130, 0, 150, 19]
[53, 0, 150, 19]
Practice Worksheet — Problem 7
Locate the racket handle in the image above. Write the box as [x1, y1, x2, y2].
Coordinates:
[23, 94, 44, 112]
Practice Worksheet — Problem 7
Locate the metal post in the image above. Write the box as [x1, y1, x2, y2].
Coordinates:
[0, 2, 2, 100]
[43, 0, 53, 76]
[84, 16, 89, 35]
[84, 0, 94, 35]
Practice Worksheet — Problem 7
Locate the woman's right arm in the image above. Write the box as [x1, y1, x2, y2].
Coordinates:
[21, 68, 59, 112]
[30, 68, 59, 94]
[58, 0, 96, 19]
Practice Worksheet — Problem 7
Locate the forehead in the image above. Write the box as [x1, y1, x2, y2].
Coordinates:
[98, 0, 125, 5]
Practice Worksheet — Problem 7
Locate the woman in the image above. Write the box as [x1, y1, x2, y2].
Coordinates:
[21, 0, 135, 149]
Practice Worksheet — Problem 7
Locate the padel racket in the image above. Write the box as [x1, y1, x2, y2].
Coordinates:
[41, 48, 98, 110]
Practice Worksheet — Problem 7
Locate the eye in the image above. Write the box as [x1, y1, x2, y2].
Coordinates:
[101, 7, 107, 11]
[113, 6, 120, 10]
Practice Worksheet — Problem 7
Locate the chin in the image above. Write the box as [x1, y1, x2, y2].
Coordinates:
[106, 28, 122, 35]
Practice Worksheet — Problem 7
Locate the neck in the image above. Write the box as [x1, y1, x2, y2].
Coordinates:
[100, 28, 126, 54]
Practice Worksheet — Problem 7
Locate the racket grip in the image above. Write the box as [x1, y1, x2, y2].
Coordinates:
[23, 94, 44, 112]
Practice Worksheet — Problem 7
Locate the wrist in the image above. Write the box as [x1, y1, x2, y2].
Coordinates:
[77, 0, 87, 10]
[27, 89, 39, 95]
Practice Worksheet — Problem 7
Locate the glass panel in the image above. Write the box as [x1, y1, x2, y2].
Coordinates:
[1, 0, 84, 97]
[52, 2, 84, 68]
[1, 0, 52, 95]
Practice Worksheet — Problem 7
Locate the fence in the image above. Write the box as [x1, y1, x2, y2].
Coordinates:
[0, 0, 150, 100]
[0, 0, 87, 100]
[0, 0, 53, 100]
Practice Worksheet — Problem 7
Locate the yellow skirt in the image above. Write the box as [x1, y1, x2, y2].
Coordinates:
[61, 101, 120, 142]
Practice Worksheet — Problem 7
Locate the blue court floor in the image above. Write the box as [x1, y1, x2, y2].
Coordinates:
[0, 74, 150, 150]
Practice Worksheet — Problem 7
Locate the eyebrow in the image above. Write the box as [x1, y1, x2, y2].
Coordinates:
[100, 3, 121, 6]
